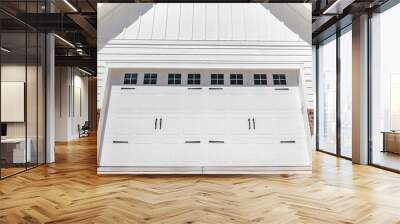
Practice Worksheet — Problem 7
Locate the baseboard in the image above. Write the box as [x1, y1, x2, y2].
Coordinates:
[97, 166, 312, 175]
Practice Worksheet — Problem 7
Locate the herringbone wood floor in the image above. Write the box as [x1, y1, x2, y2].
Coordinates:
[1, 135, 400, 224]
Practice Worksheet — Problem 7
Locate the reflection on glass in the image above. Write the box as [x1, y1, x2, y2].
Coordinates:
[1, 31, 27, 177]
[38, 33, 46, 165]
[318, 36, 337, 154]
[340, 28, 352, 158]
[27, 31, 38, 169]
[371, 4, 400, 171]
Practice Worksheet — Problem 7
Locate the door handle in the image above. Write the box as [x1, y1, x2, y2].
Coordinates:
[159, 118, 162, 130]
[280, 140, 296, 143]
[155, 118, 158, 130]
[248, 118, 251, 130]
[252, 118, 255, 130]
[113, 141, 128, 144]
[185, 141, 201, 143]
[209, 140, 224, 143]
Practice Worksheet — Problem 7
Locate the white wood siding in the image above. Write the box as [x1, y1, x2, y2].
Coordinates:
[98, 3, 313, 109]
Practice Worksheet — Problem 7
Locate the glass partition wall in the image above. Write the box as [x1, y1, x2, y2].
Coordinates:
[0, 3, 46, 179]
[317, 35, 337, 155]
[370, 3, 400, 171]
[316, 26, 352, 159]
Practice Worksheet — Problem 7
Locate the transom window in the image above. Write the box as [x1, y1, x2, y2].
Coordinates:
[168, 73, 181, 85]
[123, 73, 137, 85]
[273, 74, 287, 85]
[143, 73, 157, 85]
[254, 74, 267, 85]
[188, 74, 201, 85]
[211, 74, 224, 85]
[230, 74, 243, 85]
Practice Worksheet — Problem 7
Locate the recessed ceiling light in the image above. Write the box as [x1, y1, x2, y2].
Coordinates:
[78, 67, 92, 76]
[54, 34, 75, 48]
[63, 0, 78, 12]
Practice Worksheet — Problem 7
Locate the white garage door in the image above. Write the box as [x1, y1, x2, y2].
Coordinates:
[100, 86, 311, 171]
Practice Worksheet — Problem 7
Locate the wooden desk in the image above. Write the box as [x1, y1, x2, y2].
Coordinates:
[382, 131, 400, 154]
[1, 138, 31, 163]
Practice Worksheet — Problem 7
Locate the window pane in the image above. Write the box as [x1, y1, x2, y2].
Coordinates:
[371, 5, 400, 170]
[340, 27, 352, 158]
[318, 36, 337, 154]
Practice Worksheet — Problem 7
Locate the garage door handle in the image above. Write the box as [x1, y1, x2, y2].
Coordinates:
[188, 87, 202, 90]
[209, 88, 223, 90]
[185, 141, 201, 143]
[280, 140, 296, 143]
[113, 141, 129, 144]
[155, 118, 158, 130]
[252, 118, 256, 130]
[159, 118, 162, 130]
[209, 140, 224, 143]
[248, 118, 251, 129]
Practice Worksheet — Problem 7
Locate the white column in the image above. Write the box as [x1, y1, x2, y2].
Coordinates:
[46, 32, 55, 163]
[352, 14, 369, 164]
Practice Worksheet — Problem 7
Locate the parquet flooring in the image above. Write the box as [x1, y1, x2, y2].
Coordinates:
[1, 135, 400, 224]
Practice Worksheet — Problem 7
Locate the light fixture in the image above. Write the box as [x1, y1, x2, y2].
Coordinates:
[322, 0, 354, 15]
[1, 47, 11, 53]
[54, 34, 75, 48]
[63, 0, 78, 12]
[78, 67, 92, 76]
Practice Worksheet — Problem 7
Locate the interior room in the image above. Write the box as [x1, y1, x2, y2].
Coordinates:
[0, 1, 400, 223]
[0, 8, 46, 178]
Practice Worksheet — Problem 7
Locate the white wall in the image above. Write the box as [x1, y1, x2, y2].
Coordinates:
[55, 67, 89, 141]
[97, 3, 313, 110]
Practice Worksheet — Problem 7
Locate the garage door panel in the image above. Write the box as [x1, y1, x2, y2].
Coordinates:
[226, 116, 253, 135]
[175, 143, 203, 164]
[105, 116, 156, 137]
[160, 116, 182, 136]
[101, 86, 311, 172]
[181, 116, 204, 135]
[204, 116, 228, 135]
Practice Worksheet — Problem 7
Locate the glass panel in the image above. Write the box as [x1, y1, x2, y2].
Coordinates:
[340, 27, 352, 158]
[27, 31, 38, 169]
[38, 32, 45, 165]
[318, 35, 337, 154]
[1, 30, 28, 177]
[371, 4, 400, 171]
